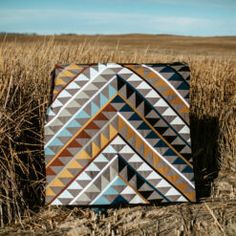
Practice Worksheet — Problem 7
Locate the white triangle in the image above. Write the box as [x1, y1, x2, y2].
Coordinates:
[170, 116, 184, 125]
[129, 195, 144, 204]
[47, 108, 56, 116]
[111, 136, 125, 145]
[162, 107, 176, 116]
[107, 63, 121, 68]
[120, 145, 133, 154]
[127, 74, 142, 82]
[137, 162, 152, 171]
[51, 199, 62, 205]
[86, 162, 100, 172]
[146, 89, 159, 98]
[90, 68, 98, 78]
[179, 125, 190, 134]
[77, 74, 89, 81]
[121, 186, 135, 195]
[98, 63, 107, 71]
[118, 68, 131, 74]
[66, 82, 81, 89]
[68, 181, 83, 190]
[103, 145, 116, 154]
[128, 154, 142, 163]
[177, 195, 187, 202]
[165, 188, 180, 196]
[154, 99, 167, 107]
[76, 172, 91, 181]
[59, 190, 74, 199]
[136, 81, 151, 90]
[156, 179, 170, 188]
[58, 89, 72, 98]
[94, 153, 109, 163]
[51, 99, 63, 108]
[146, 171, 161, 180]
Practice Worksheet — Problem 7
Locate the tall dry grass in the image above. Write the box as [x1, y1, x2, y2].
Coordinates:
[0, 35, 235, 228]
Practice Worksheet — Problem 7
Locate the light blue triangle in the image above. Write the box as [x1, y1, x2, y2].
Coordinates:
[47, 108, 55, 116]
[93, 196, 110, 205]
[95, 153, 108, 163]
[91, 102, 99, 115]
[113, 177, 126, 186]
[44, 147, 55, 155]
[104, 145, 117, 154]
[58, 128, 72, 137]
[103, 186, 119, 195]
[100, 93, 108, 107]
[92, 177, 127, 205]
[86, 162, 100, 172]
[67, 120, 81, 128]
[50, 138, 63, 146]
[76, 110, 90, 119]
[108, 85, 116, 97]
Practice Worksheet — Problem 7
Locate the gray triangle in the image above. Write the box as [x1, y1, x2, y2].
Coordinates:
[68, 189, 82, 197]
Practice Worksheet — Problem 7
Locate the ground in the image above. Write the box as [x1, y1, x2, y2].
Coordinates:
[0, 34, 235, 235]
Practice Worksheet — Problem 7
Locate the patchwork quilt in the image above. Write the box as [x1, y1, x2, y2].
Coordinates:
[45, 63, 196, 205]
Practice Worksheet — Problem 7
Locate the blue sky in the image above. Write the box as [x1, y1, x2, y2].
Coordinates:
[0, 0, 235, 36]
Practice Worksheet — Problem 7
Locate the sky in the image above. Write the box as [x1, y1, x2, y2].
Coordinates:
[0, 0, 235, 36]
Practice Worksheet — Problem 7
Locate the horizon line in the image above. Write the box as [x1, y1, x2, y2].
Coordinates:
[0, 32, 236, 38]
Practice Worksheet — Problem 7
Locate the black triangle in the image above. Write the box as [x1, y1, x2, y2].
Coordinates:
[117, 75, 126, 90]
[146, 117, 160, 126]
[154, 126, 168, 135]
[135, 92, 143, 107]
[118, 155, 126, 172]
[136, 174, 145, 189]
[144, 102, 152, 116]
[163, 135, 177, 143]
[127, 164, 136, 181]
[172, 144, 186, 152]
[179, 65, 190, 72]
[111, 195, 128, 205]
[126, 83, 135, 99]
[180, 153, 192, 161]
[139, 190, 154, 199]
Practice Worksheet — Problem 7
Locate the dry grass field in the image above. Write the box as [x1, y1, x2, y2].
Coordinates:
[0, 34, 236, 235]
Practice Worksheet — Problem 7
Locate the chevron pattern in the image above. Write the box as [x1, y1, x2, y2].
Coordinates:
[45, 63, 195, 205]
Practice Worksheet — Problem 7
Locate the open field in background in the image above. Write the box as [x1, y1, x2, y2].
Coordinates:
[0, 34, 235, 235]
[2, 33, 236, 57]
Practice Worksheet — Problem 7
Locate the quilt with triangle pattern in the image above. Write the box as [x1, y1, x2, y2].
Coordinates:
[45, 63, 196, 205]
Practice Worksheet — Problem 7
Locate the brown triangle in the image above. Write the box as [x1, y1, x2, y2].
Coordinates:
[86, 121, 99, 130]
[46, 167, 56, 175]
[60, 148, 73, 157]
[69, 139, 82, 148]
[95, 112, 109, 121]
[51, 158, 64, 166]
[103, 103, 117, 112]
[77, 130, 91, 139]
